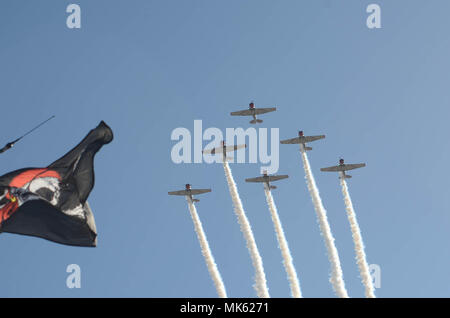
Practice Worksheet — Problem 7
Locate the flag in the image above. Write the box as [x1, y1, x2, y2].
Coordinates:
[0, 121, 113, 247]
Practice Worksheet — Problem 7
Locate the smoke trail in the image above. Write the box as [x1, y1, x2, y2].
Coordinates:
[299, 145, 349, 298]
[223, 162, 270, 298]
[186, 197, 228, 298]
[263, 184, 302, 298]
[339, 176, 375, 298]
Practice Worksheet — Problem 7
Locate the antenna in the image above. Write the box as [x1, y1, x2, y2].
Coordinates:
[0, 115, 55, 154]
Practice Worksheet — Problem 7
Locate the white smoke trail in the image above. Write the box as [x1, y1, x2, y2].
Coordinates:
[263, 183, 302, 298]
[299, 145, 349, 298]
[223, 162, 270, 298]
[339, 176, 375, 298]
[186, 197, 228, 298]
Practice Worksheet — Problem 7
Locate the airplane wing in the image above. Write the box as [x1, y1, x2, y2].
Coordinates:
[303, 135, 325, 143]
[226, 144, 246, 152]
[280, 137, 300, 144]
[202, 145, 223, 155]
[267, 175, 289, 182]
[189, 189, 212, 195]
[202, 147, 216, 155]
[320, 163, 366, 172]
[320, 166, 342, 172]
[254, 107, 276, 115]
[230, 109, 253, 116]
[245, 176, 266, 183]
[342, 163, 366, 171]
[168, 190, 189, 196]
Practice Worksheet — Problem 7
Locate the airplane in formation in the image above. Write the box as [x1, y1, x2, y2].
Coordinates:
[321, 159, 366, 179]
[230, 102, 276, 124]
[202, 141, 247, 161]
[245, 171, 289, 190]
[280, 130, 325, 151]
[168, 184, 211, 202]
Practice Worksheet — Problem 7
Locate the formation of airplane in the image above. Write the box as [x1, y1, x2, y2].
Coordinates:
[170, 101, 367, 203]
[321, 159, 366, 179]
[202, 141, 246, 161]
[230, 102, 276, 124]
[245, 171, 289, 190]
[280, 130, 325, 151]
[168, 184, 211, 202]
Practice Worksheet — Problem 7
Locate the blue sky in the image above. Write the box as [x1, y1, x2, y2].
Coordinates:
[1, 0, 450, 297]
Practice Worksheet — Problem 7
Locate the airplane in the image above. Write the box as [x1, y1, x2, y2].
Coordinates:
[280, 130, 325, 151]
[230, 102, 276, 124]
[320, 159, 366, 179]
[202, 141, 247, 161]
[168, 184, 211, 202]
[245, 171, 289, 190]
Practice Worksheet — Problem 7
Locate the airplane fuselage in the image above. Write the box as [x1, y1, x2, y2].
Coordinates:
[248, 104, 262, 123]
[186, 191, 200, 202]
[339, 171, 349, 179]
[262, 175, 277, 189]
[299, 141, 313, 151]
[184, 185, 197, 202]
[250, 108, 257, 121]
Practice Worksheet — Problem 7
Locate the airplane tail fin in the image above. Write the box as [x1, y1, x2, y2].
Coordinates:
[341, 174, 352, 179]
[193, 198, 200, 203]
[250, 119, 263, 124]
[305, 146, 313, 151]
[270, 185, 277, 190]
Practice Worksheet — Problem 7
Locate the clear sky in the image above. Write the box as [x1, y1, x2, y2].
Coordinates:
[1, 0, 449, 297]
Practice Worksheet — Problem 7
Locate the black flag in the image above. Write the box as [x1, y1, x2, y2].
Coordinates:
[0, 121, 113, 247]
